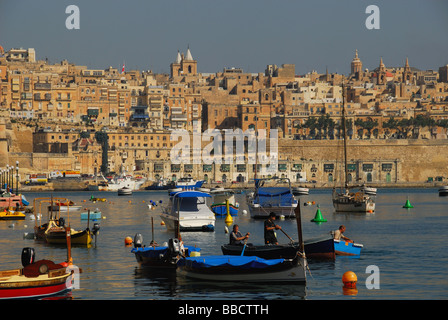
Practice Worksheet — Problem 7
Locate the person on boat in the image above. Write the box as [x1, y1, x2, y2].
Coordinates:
[264, 212, 281, 245]
[333, 225, 353, 243]
[229, 224, 250, 245]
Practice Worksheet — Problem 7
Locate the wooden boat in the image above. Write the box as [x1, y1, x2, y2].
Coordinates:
[334, 239, 363, 256]
[332, 84, 375, 213]
[33, 197, 96, 245]
[210, 188, 239, 216]
[0, 228, 78, 300]
[247, 178, 298, 219]
[221, 235, 335, 260]
[177, 254, 306, 284]
[160, 190, 215, 232]
[0, 207, 26, 220]
[0, 192, 28, 210]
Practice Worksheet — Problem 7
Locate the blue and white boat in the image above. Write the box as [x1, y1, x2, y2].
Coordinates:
[334, 239, 363, 256]
[160, 190, 215, 232]
[177, 254, 306, 284]
[247, 178, 298, 219]
[210, 188, 239, 216]
[80, 209, 102, 220]
[175, 177, 205, 190]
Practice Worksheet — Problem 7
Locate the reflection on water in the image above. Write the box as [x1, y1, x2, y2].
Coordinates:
[1, 189, 448, 300]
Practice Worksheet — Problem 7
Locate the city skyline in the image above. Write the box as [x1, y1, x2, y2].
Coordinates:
[1, 0, 448, 75]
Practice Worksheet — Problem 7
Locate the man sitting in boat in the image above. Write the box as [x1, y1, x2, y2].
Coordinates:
[264, 212, 281, 245]
[229, 224, 250, 245]
[333, 225, 353, 243]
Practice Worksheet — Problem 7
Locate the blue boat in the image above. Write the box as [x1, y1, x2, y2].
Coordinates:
[177, 254, 306, 283]
[132, 237, 201, 268]
[334, 239, 363, 256]
[80, 210, 102, 220]
[210, 188, 239, 216]
[175, 177, 205, 190]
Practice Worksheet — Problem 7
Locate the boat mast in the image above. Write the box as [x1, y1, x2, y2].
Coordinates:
[341, 82, 349, 192]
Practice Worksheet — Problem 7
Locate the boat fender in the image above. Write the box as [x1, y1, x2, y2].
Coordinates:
[134, 233, 143, 248]
[21, 247, 35, 267]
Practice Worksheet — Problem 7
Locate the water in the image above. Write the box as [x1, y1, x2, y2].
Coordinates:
[1, 188, 447, 300]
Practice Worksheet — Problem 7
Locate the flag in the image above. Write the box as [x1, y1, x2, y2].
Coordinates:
[121, 62, 125, 74]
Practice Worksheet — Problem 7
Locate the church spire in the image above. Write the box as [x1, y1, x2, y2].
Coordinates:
[175, 50, 182, 64]
[185, 46, 193, 61]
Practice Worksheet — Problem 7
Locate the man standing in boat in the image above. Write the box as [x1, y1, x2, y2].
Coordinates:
[229, 224, 250, 245]
[264, 212, 281, 245]
[333, 225, 353, 243]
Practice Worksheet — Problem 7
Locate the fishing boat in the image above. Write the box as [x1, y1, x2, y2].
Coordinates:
[438, 186, 448, 196]
[101, 168, 146, 191]
[145, 178, 175, 190]
[334, 239, 363, 256]
[210, 188, 239, 216]
[117, 186, 132, 196]
[221, 235, 335, 260]
[160, 190, 215, 232]
[33, 197, 98, 245]
[175, 177, 205, 190]
[177, 254, 306, 284]
[247, 178, 298, 219]
[131, 235, 201, 268]
[0, 207, 26, 220]
[292, 186, 310, 196]
[332, 84, 375, 213]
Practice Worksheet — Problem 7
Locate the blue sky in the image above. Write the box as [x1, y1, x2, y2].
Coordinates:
[1, 0, 447, 75]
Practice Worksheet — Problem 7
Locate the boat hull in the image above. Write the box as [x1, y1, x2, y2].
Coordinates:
[0, 271, 72, 300]
[221, 236, 335, 260]
[132, 246, 201, 268]
[35, 227, 92, 245]
[438, 187, 448, 196]
[333, 201, 375, 212]
[160, 213, 215, 232]
[334, 240, 363, 256]
[177, 255, 306, 284]
[211, 203, 239, 216]
[80, 211, 102, 220]
[0, 211, 26, 220]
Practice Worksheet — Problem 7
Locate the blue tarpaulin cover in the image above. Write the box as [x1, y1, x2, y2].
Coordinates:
[177, 255, 285, 269]
[169, 191, 212, 198]
[255, 187, 295, 206]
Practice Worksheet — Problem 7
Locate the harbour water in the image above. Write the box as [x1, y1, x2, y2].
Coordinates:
[1, 188, 447, 300]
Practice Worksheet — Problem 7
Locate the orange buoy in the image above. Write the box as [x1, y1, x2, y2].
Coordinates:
[342, 271, 357, 288]
[124, 236, 133, 246]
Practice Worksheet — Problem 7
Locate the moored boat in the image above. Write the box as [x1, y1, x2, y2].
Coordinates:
[177, 254, 306, 284]
[118, 186, 132, 196]
[80, 209, 102, 220]
[334, 239, 363, 256]
[160, 190, 215, 232]
[0, 207, 26, 220]
[360, 185, 377, 196]
[247, 178, 298, 219]
[438, 186, 448, 196]
[292, 186, 309, 196]
[175, 177, 205, 190]
[210, 188, 239, 216]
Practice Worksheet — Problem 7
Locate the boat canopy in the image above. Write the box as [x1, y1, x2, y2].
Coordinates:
[255, 187, 295, 206]
[170, 191, 211, 198]
[178, 255, 285, 269]
[257, 187, 291, 196]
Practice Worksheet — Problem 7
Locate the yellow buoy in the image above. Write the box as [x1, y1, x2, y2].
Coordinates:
[124, 236, 133, 246]
[342, 271, 358, 288]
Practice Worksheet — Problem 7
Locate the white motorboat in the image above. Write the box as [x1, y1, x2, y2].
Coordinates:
[118, 187, 132, 196]
[160, 190, 215, 232]
[292, 186, 309, 196]
[175, 177, 205, 190]
[360, 185, 377, 196]
[439, 186, 448, 196]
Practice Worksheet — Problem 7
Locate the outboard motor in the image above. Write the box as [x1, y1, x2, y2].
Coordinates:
[21, 247, 35, 267]
[92, 223, 100, 236]
[167, 238, 181, 264]
[134, 233, 143, 248]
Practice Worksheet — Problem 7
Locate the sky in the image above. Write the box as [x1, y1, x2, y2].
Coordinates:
[1, 0, 447, 75]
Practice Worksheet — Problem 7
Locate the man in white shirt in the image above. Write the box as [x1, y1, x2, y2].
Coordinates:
[333, 225, 353, 243]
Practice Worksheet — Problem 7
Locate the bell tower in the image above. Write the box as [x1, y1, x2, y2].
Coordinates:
[350, 49, 363, 79]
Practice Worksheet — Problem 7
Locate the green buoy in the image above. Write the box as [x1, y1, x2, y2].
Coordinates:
[311, 205, 327, 222]
[403, 199, 414, 208]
